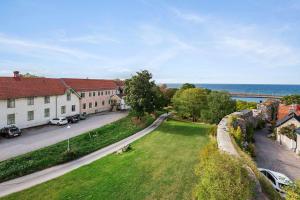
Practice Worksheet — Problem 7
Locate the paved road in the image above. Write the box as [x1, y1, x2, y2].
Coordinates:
[255, 128, 300, 180]
[0, 114, 168, 198]
[0, 112, 128, 161]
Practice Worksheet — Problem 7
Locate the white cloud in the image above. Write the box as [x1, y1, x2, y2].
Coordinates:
[170, 7, 207, 23]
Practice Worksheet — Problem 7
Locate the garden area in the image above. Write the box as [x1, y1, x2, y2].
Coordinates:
[2, 120, 212, 200]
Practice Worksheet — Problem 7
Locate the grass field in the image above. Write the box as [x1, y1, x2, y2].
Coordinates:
[3, 120, 212, 200]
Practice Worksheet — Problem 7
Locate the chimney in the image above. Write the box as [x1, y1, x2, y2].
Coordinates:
[13, 71, 20, 78]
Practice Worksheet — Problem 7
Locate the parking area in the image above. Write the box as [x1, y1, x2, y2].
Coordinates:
[0, 112, 128, 161]
[255, 128, 300, 180]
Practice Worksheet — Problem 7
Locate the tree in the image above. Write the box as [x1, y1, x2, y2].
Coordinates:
[201, 91, 236, 124]
[172, 88, 207, 121]
[282, 95, 300, 105]
[181, 83, 196, 90]
[158, 84, 178, 106]
[20, 73, 43, 78]
[236, 100, 257, 111]
[124, 70, 161, 119]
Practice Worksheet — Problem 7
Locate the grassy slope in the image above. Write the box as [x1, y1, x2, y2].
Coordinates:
[0, 114, 155, 182]
[3, 120, 212, 200]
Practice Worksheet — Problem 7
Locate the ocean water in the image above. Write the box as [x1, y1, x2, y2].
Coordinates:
[166, 84, 300, 102]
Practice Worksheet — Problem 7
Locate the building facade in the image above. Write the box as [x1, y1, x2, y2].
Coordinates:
[0, 73, 80, 129]
[62, 78, 119, 115]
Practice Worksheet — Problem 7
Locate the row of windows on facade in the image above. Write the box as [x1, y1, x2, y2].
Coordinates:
[81, 90, 115, 98]
[7, 94, 72, 108]
[82, 100, 111, 109]
[6, 105, 76, 125]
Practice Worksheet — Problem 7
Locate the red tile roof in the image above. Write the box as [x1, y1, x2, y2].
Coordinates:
[62, 78, 118, 92]
[0, 77, 67, 100]
[277, 104, 300, 120]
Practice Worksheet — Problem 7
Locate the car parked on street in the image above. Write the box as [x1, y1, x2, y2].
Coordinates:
[49, 117, 68, 125]
[0, 125, 22, 138]
[78, 113, 87, 120]
[66, 115, 80, 123]
[259, 168, 293, 196]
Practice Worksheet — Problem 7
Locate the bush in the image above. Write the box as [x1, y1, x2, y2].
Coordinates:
[194, 142, 255, 200]
[285, 180, 300, 200]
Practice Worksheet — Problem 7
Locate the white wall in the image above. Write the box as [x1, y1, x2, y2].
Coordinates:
[0, 91, 80, 129]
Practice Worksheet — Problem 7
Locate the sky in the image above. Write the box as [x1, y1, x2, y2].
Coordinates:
[0, 0, 300, 84]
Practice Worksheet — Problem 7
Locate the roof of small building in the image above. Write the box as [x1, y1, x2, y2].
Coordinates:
[0, 77, 67, 100]
[277, 104, 300, 121]
[62, 78, 118, 92]
[276, 112, 300, 127]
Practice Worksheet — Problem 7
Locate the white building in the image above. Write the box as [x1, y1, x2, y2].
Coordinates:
[0, 72, 80, 129]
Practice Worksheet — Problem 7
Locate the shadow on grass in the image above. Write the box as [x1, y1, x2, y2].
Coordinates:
[157, 122, 211, 137]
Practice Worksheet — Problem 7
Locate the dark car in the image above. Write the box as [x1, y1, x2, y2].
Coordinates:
[0, 125, 22, 138]
[74, 113, 87, 120]
[67, 115, 80, 123]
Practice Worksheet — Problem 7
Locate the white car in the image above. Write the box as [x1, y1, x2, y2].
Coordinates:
[259, 168, 293, 196]
[50, 117, 68, 125]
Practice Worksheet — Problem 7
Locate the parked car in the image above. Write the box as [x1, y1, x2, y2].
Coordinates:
[49, 117, 68, 125]
[79, 113, 87, 120]
[0, 125, 22, 138]
[67, 115, 79, 123]
[259, 168, 293, 196]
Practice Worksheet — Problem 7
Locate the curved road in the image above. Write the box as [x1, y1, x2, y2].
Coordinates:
[0, 114, 168, 198]
[0, 112, 127, 161]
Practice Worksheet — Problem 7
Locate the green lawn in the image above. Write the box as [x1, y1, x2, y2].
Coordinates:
[3, 120, 212, 200]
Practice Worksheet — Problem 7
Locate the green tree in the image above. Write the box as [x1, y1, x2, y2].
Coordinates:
[181, 83, 196, 90]
[285, 180, 300, 200]
[236, 100, 257, 111]
[282, 95, 300, 105]
[201, 91, 236, 124]
[124, 70, 160, 119]
[172, 88, 207, 121]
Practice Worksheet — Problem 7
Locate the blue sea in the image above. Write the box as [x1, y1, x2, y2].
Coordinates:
[166, 84, 300, 102]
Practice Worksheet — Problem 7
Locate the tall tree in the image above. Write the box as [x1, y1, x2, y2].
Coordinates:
[201, 91, 236, 124]
[125, 70, 160, 118]
[172, 88, 207, 121]
[181, 83, 196, 90]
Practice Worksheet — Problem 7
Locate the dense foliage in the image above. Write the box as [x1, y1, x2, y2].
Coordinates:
[236, 100, 257, 111]
[172, 88, 208, 121]
[172, 86, 236, 123]
[125, 70, 164, 118]
[181, 83, 196, 90]
[202, 91, 236, 123]
[158, 84, 178, 106]
[279, 124, 297, 140]
[194, 142, 255, 200]
[282, 95, 300, 105]
[285, 180, 300, 200]
[0, 114, 155, 183]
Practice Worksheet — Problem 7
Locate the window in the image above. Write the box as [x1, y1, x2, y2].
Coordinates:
[102, 100, 105, 106]
[27, 97, 34, 105]
[89, 103, 92, 108]
[44, 96, 50, 104]
[44, 108, 50, 117]
[108, 100, 111, 105]
[93, 92, 96, 96]
[67, 93, 71, 101]
[95, 101, 98, 107]
[101, 91, 103, 96]
[7, 99, 15, 108]
[27, 111, 34, 121]
[108, 91, 111, 95]
[7, 114, 15, 125]
[83, 103, 86, 109]
[105, 91, 108, 95]
[81, 93, 85, 98]
[267, 172, 276, 185]
[61, 106, 66, 114]
[98, 91, 100, 96]
[72, 105, 76, 112]
[89, 92, 92, 97]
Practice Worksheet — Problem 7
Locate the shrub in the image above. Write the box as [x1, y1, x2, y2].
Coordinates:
[285, 180, 300, 200]
[194, 142, 255, 200]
